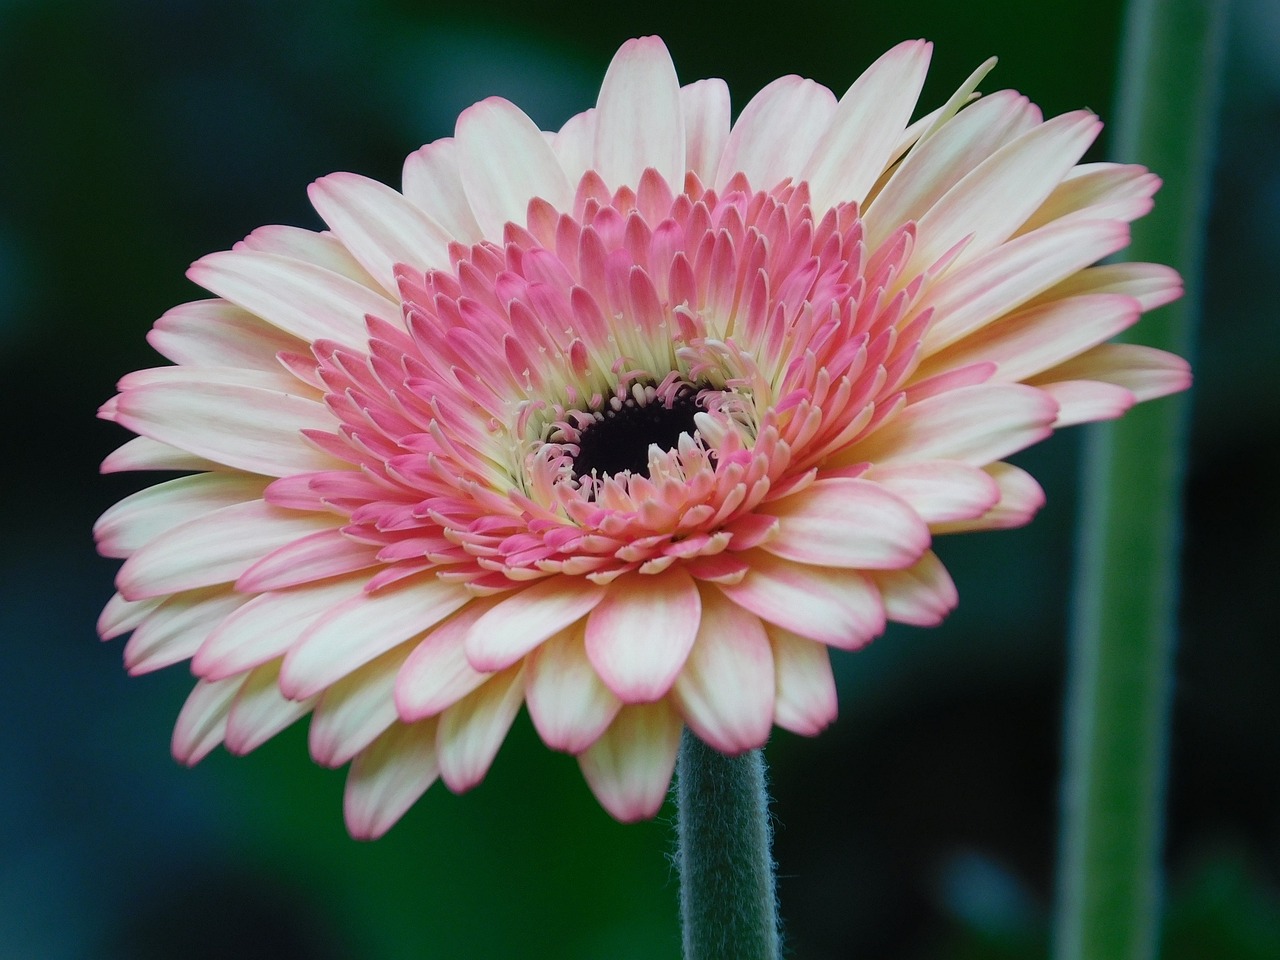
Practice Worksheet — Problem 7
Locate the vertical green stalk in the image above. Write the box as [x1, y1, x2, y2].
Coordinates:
[1054, 1, 1226, 959]
[675, 730, 780, 960]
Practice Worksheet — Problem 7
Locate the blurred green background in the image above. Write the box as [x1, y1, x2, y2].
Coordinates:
[2, 0, 1277, 957]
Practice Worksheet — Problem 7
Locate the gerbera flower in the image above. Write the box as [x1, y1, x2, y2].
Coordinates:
[96, 37, 1189, 838]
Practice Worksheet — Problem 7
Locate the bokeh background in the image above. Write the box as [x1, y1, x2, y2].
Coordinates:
[2, 0, 1277, 957]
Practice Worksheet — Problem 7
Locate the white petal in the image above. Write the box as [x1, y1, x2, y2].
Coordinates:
[760, 477, 931, 569]
[309, 173, 456, 291]
[114, 378, 343, 477]
[680, 79, 731, 186]
[1037, 380, 1137, 427]
[457, 97, 574, 238]
[585, 567, 702, 703]
[769, 628, 838, 736]
[171, 676, 247, 765]
[148, 299, 304, 370]
[280, 576, 471, 700]
[933, 462, 1045, 533]
[715, 76, 837, 192]
[870, 551, 958, 626]
[578, 700, 682, 822]
[225, 660, 314, 755]
[908, 110, 1102, 274]
[101, 436, 221, 474]
[192, 575, 368, 680]
[395, 602, 496, 722]
[344, 719, 440, 840]
[846, 383, 1058, 467]
[124, 587, 249, 675]
[436, 664, 525, 792]
[116, 500, 335, 600]
[401, 138, 484, 243]
[95, 473, 268, 558]
[309, 644, 407, 767]
[189, 249, 398, 348]
[671, 590, 774, 754]
[716, 552, 885, 649]
[593, 36, 684, 189]
[861, 461, 1000, 524]
[802, 39, 933, 210]
[1028, 342, 1191, 402]
[465, 575, 605, 672]
[236, 224, 381, 285]
[1029, 262, 1182, 312]
[525, 623, 622, 754]
[1017, 162, 1160, 235]
[98, 592, 162, 640]
[550, 108, 596, 185]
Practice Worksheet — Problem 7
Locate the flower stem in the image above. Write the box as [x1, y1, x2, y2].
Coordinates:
[1053, 1, 1226, 958]
[675, 730, 780, 960]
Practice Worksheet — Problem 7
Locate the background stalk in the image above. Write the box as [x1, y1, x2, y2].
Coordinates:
[1053, 1, 1227, 958]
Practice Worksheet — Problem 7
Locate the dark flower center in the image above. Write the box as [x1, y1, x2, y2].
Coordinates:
[571, 383, 704, 481]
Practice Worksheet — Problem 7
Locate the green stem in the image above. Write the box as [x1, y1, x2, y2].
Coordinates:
[675, 730, 780, 960]
[1053, 1, 1226, 958]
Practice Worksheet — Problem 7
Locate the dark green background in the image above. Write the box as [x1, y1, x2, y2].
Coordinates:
[2, 1, 1277, 957]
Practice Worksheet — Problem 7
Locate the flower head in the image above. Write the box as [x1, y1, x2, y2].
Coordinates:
[96, 37, 1189, 837]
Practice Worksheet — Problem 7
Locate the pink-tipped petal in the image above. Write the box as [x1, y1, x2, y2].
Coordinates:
[1029, 342, 1192, 402]
[715, 75, 837, 192]
[235, 529, 382, 592]
[680, 79, 731, 186]
[95, 473, 268, 559]
[594, 37, 684, 189]
[436, 664, 525, 793]
[846, 383, 1058, 468]
[395, 602, 496, 722]
[671, 589, 774, 754]
[769, 628, 838, 736]
[525, 623, 623, 754]
[716, 552, 885, 650]
[116, 501, 335, 601]
[344, 719, 440, 840]
[98, 592, 162, 641]
[224, 660, 314, 756]
[465, 575, 605, 672]
[148, 299, 304, 371]
[871, 551, 958, 626]
[456, 98, 574, 238]
[803, 39, 933, 210]
[309, 172, 455, 291]
[585, 567, 702, 703]
[861, 461, 1000, 525]
[189, 250, 397, 348]
[124, 588, 248, 676]
[933, 463, 1046, 533]
[761, 477, 931, 569]
[1037, 379, 1137, 427]
[279, 576, 470, 701]
[171, 676, 247, 766]
[577, 700, 682, 822]
[308, 644, 408, 767]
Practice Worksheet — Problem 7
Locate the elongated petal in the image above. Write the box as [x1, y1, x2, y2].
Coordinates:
[436, 664, 525, 792]
[124, 588, 249, 676]
[761, 477, 930, 569]
[804, 39, 933, 210]
[585, 567, 701, 703]
[114, 378, 342, 477]
[680, 79, 731, 185]
[672, 590, 774, 753]
[716, 552, 885, 649]
[148, 299, 304, 370]
[117, 500, 335, 601]
[1029, 342, 1191, 401]
[225, 660, 314, 756]
[465, 575, 605, 672]
[100, 436, 220, 474]
[172, 676, 247, 765]
[344, 719, 440, 840]
[715, 76, 837, 191]
[236, 529, 382, 592]
[769, 628, 838, 735]
[309, 645, 407, 767]
[933, 463, 1046, 533]
[396, 602, 496, 722]
[457, 98, 574, 238]
[401, 138, 484, 243]
[846, 383, 1057, 468]
[594, 36, 684, 189]
[280, 577, 470, 700]
[861, 461, 1000, 524]
[309, 172, 455, 289]
[578, 700, 682, 822]
[95, 473, 268, 559]
[189, 250, 397, 347]
[525, 623, 622, 754]
[871, 551, 958, 626]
